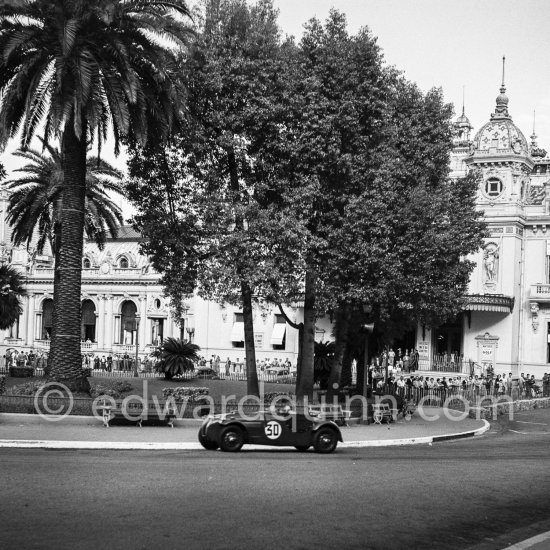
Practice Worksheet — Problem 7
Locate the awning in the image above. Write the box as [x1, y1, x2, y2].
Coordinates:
[462, 294, 514, 313]
[270, 323, 287, 346]
[230, 322, 245, 342]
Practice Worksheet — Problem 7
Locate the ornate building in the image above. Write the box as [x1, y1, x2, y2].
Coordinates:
[417, 61, 550, 377]
[0, 206, 312, 363]
[3, 62, 550, 376]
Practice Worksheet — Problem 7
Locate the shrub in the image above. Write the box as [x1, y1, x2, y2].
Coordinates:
[155, 338, 201, 380]
[89, 380, 134, 400]
[162, 387, 209, 402]
[9, 366, 35, 378]
[8, 380, 47, 396]
[264, 392, 294, 406]
[0, 375, 5, 396]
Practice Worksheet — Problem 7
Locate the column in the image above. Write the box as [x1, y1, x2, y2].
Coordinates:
[26, 293, 35, 346]
[97, 295, 105, 348]
[139, 296, 147, 352]
[35, 312, 42, 341]
[114, 315, 121, 345]
[104, 295, 114, 349]
[19, 296, 28, 343]
[145, 315, 152, 346]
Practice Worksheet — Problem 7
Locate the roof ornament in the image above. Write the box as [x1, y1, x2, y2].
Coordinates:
[492, 55, 510, 119]
[530, 110, 547, 158]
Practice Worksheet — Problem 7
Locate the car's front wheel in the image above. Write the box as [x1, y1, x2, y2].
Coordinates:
[219, 426, 245, 452]
[313, 428, 338, 453]
[198, 429, 219, 450]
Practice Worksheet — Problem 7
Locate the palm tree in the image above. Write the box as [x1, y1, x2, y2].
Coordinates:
[0, 0, 192, 391]
[4, 141, 124, 256]
[0, 264, 27, 331]
[314, 340, 335, 391]
[156, 337, 200, 380]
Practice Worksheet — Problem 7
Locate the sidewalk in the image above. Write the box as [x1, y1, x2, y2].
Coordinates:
[0, 408, 489, 450]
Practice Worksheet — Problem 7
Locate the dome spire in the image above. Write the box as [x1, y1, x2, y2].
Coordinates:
[492, 55, 510, 119]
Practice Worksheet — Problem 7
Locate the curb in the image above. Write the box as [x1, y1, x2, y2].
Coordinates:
[0, 420, 490, 451]
[340, 419, 490, 448]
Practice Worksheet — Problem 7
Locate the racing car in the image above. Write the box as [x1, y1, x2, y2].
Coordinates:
[198, 408, 343, 453]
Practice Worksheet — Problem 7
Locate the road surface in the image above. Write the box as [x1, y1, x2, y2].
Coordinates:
[0, 409, 549, 550]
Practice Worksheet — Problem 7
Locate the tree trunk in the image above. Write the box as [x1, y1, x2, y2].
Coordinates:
[226, 146, 259, 398]
[327, 303, 351, 400]
[48, 117, 90, 393]
[242, 281, 259, 397]
[297, 270, 316, 403]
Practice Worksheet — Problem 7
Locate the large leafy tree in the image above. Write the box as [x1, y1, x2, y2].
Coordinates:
[0, 0, 192, 391]
[127, 0, 298, 397]
[258, 12, 485, 399]
[0, 264, 26, 330]
[5, 141, 124, 256]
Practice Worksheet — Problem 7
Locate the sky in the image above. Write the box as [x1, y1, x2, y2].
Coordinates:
[2, 0, 550, 216]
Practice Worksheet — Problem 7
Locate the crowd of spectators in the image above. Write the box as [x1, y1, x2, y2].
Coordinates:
[377, 372, 549, 400]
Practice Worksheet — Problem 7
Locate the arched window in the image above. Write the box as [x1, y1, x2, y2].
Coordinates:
[119, 257, 129, 269]
[81, 300, 96, 342]
[42, 299, 54, 339]
[82, 258, 91, 269]
[120, 300, 137, 344]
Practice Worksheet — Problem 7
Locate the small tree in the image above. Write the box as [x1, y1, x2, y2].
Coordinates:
[314, 341, 334, 391]
[0, 264, 26, 330]
[156, 337, 201, 380]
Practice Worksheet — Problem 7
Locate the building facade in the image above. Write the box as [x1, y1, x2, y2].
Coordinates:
[417, 72, 550, 378]
[2, 70, 550, 377]
[0, 208, 332, 364]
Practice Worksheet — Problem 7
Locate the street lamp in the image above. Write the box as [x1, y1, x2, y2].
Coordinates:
[186, 314, 195, 344]
[180, 304, 189, 341]
[134, 313, 140, 377]
[362, 304, 374, 399]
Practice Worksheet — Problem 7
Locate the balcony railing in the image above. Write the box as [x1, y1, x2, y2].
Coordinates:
[530, 284, 550, 301]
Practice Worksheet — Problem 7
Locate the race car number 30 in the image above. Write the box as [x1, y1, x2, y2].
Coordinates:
[264, 421, 282, 439]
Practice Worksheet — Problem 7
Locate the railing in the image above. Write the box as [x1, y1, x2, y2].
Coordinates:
[112, 344, 137, 353]
[81, 342, 97, 351]
[35, 340, 51, 349]
[530, 284, 550, 300]
[418, 355, 474, 375]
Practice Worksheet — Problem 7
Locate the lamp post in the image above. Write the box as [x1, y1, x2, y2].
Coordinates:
[362, 304, 374, 399]
[186, 314, 195, 344]
[180, 304, 189, 341]
[134, 313, 140, 377]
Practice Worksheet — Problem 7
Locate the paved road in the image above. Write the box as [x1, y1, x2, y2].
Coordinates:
[0, 409, 549, 550]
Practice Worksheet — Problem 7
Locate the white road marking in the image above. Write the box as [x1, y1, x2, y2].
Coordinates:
[516, 421, 547, 426]
[509, 430, 550, 435]
[502, 529, 550, 549]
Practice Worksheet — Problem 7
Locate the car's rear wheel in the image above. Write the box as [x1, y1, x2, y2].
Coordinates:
[313, 428, 338, 453]
[219, 426, 245, 452]
[198, 429, 219, 450]
[294, 445, 310, 452]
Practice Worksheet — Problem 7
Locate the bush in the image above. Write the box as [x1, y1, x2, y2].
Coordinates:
[162, 387, 209, 402]
[0, 375, 5, 396]
[8, 380, 47, 396]
[89, 380, 134, 400]
[264, 392, 294, 406]
[9, 366, 34, 378]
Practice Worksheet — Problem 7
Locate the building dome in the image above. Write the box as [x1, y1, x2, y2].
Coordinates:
[472, 117, 529, 155]
[456, 112, 471, 126]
